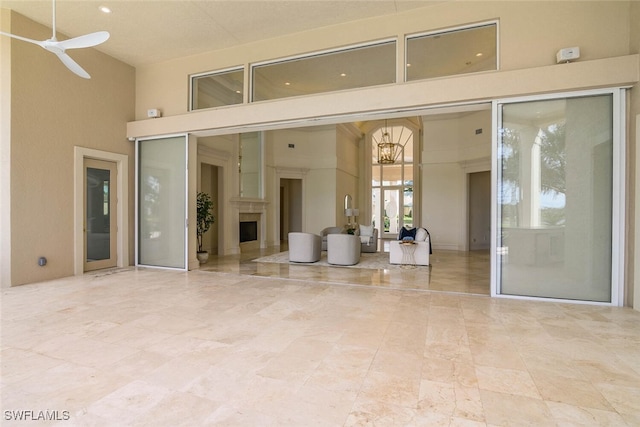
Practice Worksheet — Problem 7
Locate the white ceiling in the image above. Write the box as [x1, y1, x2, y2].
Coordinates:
[0, 0, 441, 67]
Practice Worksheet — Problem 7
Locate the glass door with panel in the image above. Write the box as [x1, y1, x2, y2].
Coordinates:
[84, 159, 117, 271]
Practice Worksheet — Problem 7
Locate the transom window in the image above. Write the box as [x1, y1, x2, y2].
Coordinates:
[406, 22, 498, 81]
[191, 67, 244, 110]
[252, 40, 396, 102]
[189, 22, 498, 109]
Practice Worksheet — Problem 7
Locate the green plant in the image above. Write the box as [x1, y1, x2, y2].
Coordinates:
[196, 192, 215, 253]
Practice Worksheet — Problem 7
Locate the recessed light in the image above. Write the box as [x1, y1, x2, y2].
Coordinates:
[406, 63, 412, 67]
[285, 82, 291, 86]
[340, 73, 347, 77]
[235, 90, 241, 94]
[476, 52, 483, 57]
[99, 5, 111, 14]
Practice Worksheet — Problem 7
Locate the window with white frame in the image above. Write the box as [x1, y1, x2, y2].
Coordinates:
[406, 22, 498, 81]
[191, 67, 244, 110]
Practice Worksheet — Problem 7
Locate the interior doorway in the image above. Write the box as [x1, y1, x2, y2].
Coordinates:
[280, 178, 302, 241]
[468, 171, 491, 250]
[200, 163, 220, 255]
[84, 158, 117, 272]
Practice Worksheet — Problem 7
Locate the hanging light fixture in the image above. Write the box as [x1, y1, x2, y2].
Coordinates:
[377, 120, 397, 164]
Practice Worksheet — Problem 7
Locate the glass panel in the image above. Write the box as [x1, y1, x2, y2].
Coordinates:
[372, 187, 380, 231]
[384, 189, 400, 235]
[382, 164, 403, 186]
[403, 186, 414, 229]
[138, 136, 187, 269]
[498, 94, 613, 302]
[403, 165, 414, 186]
[406, 24, 497, 81]
[253, 41, 396, 101]
[372, 124, 414, 164]
[86, 167, 110, 261]
[192, 68, 243, 110]
[240, 132, 261, 198]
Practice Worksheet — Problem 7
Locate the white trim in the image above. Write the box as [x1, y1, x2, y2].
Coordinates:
[73, 147, 129, 276]
[492, 293, 622, 307]
[490, 100, 500, 297]
[612, 88, 626, 306]
[251, 38, 397, 68]
[492, 87, 626, 306]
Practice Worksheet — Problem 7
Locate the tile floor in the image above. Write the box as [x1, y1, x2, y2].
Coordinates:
[1, 248, 640, 426]
[201, 245, 490, 295]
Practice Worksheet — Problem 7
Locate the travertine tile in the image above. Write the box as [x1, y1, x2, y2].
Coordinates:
[546, 401, 628, 426]
[1, 248, 639, 426]
[475, 366, 540, 399]
[480, 390, 555, 426]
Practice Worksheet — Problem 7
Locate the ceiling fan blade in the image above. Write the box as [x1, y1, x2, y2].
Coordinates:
[55, 52, 91, 79]
[0, 31, 44, 47]
[57, 31, 110, 50]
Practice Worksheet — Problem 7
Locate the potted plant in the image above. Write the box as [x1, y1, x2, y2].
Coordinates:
[196, 192, 215, 263]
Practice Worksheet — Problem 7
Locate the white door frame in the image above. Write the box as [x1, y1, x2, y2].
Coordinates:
[74, 147, 129, 275]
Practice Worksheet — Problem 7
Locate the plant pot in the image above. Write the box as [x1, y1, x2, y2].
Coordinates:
[197, 251, 209, 264]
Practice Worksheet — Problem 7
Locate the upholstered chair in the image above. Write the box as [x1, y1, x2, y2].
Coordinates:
[288, 232, 322, 263]
[320, 226, 343, 251]
[327, 234, 360, 266]
[358, 224, 378, 253]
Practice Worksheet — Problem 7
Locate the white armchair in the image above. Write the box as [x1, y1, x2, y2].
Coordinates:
[288, 232, 322, 263]
[389, 227, 431, 266]
[327, 234, 360, 265]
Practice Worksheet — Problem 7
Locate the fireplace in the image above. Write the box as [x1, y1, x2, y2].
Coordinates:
[239, 221, 258, 243]
[237, 211, 262, 250]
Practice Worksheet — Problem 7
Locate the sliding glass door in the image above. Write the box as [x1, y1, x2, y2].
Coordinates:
[137, 135, 188, 269]
[494, 90, 624, 303]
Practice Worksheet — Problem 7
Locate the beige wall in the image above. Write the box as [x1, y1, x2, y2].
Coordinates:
[2, 11, 135, 286]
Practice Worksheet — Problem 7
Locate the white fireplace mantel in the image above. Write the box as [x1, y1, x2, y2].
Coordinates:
[230, 197, 269, 213]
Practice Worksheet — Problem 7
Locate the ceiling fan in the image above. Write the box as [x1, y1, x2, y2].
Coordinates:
[0, 0, 109, 79]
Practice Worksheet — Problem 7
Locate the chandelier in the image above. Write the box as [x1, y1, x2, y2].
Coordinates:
[377, 121, 398, 164]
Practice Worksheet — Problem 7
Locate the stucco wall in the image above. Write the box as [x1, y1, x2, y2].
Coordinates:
[4, 11, 135, 286]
